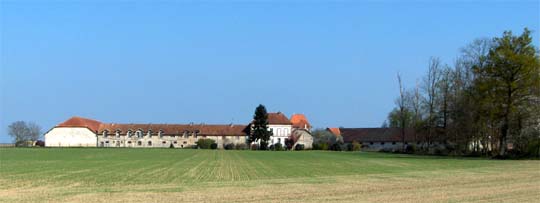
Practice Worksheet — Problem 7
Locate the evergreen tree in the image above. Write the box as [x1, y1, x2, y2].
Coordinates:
[250, 104, 273, 149]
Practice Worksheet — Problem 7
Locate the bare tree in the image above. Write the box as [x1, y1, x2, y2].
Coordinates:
[397, 72, 407, 151]
[422, 57, 442, 151]
[8, 121, 41, 146]
[27, 122, 42, 141]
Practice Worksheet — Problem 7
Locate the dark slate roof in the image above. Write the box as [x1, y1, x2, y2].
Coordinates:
[339, 128, 417, 142]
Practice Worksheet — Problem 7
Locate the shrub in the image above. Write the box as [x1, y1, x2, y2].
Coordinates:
[405, 144, 415, 154]
[15, 140, 32, 147]
[352, 141, 361, 151]
[526, 139, 540, 157]
[259, 142, 269, 150]
[345, 143, 353, 151]
[224, 143, 235, 150]
[196, 139, 216, 149]
[330, 143, 342, 151]
[250, 144, 259, 150]
[35, 140, 45, 147]
[210, 143, 218, 150]
[295, 144, 304, 151]
[235, 143, 248, 150]
[284, 139, 294, 150]
[273, 143, 284, 151]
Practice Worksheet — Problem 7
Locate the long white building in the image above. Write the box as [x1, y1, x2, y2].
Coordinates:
[44, 112, 313, 149]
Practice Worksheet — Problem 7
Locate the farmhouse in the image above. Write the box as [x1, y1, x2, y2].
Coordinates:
[44, 113, 313, 149]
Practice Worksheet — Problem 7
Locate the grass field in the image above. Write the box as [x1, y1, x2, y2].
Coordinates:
[0, 148, 539, 202]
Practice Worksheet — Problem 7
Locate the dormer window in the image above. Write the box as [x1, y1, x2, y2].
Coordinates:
[158, 130, 164, 138]
[136, 130, 143, 138]
[127, 130, 132, 138]
[115, 130, 120, 138]
[147, 130, 152, 138]
[102, 130, 108, 138]
[183, 131, 189, 138]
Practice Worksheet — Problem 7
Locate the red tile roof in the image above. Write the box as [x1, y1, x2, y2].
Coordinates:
[327, 127, 341, 136]
[290, 114, 311, 129]
[57, 116, 102, 132]
[267, 112, 292, 125]
[98, 123, 248, 136]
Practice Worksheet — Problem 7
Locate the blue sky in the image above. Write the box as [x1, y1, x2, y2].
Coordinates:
[0, 0, 539, 143]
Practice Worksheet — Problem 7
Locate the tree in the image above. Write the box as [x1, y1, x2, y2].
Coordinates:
[249, 104, 273, 150]
[477, 28, 540, 156]
[397, 72, 407, 151]
[8, 121, 42, 146]
[312, 129, 341, 150]
[386, 108, 414, 128]
[422, 57, 442, 150]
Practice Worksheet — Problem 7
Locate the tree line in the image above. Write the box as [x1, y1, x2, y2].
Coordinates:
[385, 28, 540, 158]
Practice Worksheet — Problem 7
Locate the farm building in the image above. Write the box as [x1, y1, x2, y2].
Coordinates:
[327, 127, 446, 152]
[44, 113, 313, 149]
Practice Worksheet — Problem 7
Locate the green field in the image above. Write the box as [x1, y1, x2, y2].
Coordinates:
[0, 148, 539, 202]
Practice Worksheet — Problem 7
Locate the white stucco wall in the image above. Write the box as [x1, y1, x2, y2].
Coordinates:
[268, 124, 292, 145]
[44, 127, 97, 147]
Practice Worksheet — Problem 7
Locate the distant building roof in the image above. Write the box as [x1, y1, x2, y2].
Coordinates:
[339, 128, 417, 142]
[55, 116, 249, 136]
[290, 114, 311, 129]
[98, 123, 249, 136]
[326, 127, 341, 136]
[57, 116, 102, 132]
[267, 112, 292, 125]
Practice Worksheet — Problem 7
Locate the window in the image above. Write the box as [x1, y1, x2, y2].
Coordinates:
[183, 141, 187, 144]
[147, 130, 152, 137]
[173, 141, 177, 144]
[370, 142, 374, 145]
[277, 138, 281, 144]
[136, 130, 142, 138]
[128, 141, 132, 144]
[417, 141, 421, 145]
[148, 141, 152, 146]
[102, 131, 108, 138]
[392, 142, 396, 145]
[381, 142, 385, 145]
[158, 130, 164, 138]
[183, 131, 189, 138]
[105, 141, 109, 144]
[115, 131, 120, 138]
[137, 141, 142, 146]
[277, 129, 282, 136]
[162, 141, 166, 144]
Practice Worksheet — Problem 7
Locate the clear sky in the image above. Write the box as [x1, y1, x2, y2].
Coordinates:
[0, 0, 539, 143]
